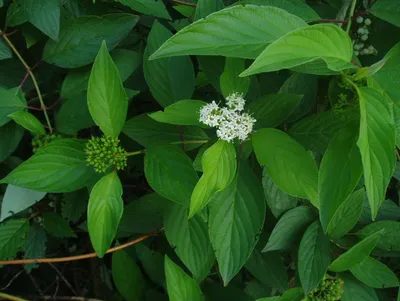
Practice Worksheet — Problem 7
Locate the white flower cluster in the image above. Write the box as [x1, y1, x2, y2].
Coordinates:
[199, 92, 256, 143]
[353, 17, 376, 57]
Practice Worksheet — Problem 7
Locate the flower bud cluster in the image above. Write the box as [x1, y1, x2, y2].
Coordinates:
[85, 136, 127, 173]
[353, 17, 376, 57]
[31, 134, 63, 153]
[303, 274, 344, 301]
[199, 92, 256, 143]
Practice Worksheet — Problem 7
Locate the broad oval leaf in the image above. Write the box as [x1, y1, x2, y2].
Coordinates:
[8, 111, 46, 135]
[114, 0, 171, 20]
[328, 230, 383, 272]
[319, 127, 363, 232]
[342, 274, 379, 301]
[357, 221, 400, 251]
[208, 163, 266, 285]
[350, 257, 399, 288]
[164, 203, 214, 282]
[88, 41, 127, 137]
[150, 5, 308, 60]
[220, 58, 250, 97]
[298, 221, 331, 294]
[252, 128, 318, 205]
[0, 219, 29, 260]
[43, 14, 138, 68]
[0, 121, 24, 163]
[165, 256, 205, 301]
[112, 249, 145, 301]
[241, 24, 354, 76]
[263, 206, 316, 252]
[88, 171, 124, 257]
[194, 0, 224, 21]
[0, 87, 27, 127]
[0, 139, 96, 193]
[371, 0, 400, 28]
[356, 87, 396, 219]
[189, 140, 237, 218]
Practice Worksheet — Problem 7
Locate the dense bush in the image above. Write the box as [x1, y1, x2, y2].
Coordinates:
[0, 0, 400, 300]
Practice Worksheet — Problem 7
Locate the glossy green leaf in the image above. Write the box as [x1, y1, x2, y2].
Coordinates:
[0, 37, 12, 60]
[88, 171, 124, 257]
[298, 221, 331, 294]
[88, 41, 127, 137]
[189, 140, 237, 218]
[356, 87, 396, 219]
[263, 206, 316, 252]
[326, 189, 365, 239]
[16, 0, 60, 40]
[43, 14, 138, 68]
[136, 244, 165, 287]
[0, 219, 29, 260]
[165, 203, 214, 282]
[114, 0, 170, 19]
[1, 185, 46, 222]
[150, 5, 308, 60]
[220, 58, 250, 98]
[144, 21, 195, 108]
[165, 256, 204, 301]
[23, 224, 46, 272]
[209, 163, 266, 285]
[0, 87, 27, 127]
[361, 199, 400, 224]
[342, 274, 379, 301]
[248, 93, 303, 129]
[0, 121, 24, 163]
[43, 212, 76, 238]
[357, 221, 400, 251]
[194, 0, 224, 20]
[241, 24, 353, 76]
[252, 128, 318, 205]
[329, 230, 383, 272]
[0, 139, 95, 192]
[112, 249, 145, 301]
[6, 2, 28, 27]
[319, 127, 363, 232]
[8, 111, 45, 135]
[350, 257, 399, 288]
[371, 0, 400, 28]
[149, 100, 207, 127]
[258, 288, 304, 301]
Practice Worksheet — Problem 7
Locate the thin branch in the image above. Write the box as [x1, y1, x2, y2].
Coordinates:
[48, 264, 78, 296]
[0, 229, 162, 265]
[19, 297, 104, 301]
[172, 0, 196, 6]
[0, 292, 29, 301]
[25, 269, 44, 296]
[346, 0, 358, 33]
[1, 270, 24, 290]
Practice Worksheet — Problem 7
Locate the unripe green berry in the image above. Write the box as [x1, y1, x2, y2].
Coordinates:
[365, 18, 372, 25]
[356, 16, 364, 24]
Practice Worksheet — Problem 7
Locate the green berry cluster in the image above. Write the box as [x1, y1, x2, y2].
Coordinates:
[85, 136, 127, 173]
[31, 134, 63, 153]
[353, 17, 376, 57]
[304, 274, 344, 301]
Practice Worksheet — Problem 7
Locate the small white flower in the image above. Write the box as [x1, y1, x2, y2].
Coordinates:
[226, 92, 246, 112]
[199, 101, 221, 127]
[356, 16, 364, 24]
[364, 18, 372, 26]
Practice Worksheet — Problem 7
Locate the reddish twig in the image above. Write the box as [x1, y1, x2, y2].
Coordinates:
[172, 0, 196, 6]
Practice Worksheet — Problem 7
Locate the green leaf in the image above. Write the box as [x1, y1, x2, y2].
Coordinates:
[123, 114, 208, 149]
[88, 41, 127, 137]
[208, 163, 266, 285]
[1, 185, 46, 222]
[6, 2, 28, 27]
[263, 206, 316, 252]
[252, 128, 318, 205]
[189, 140, 237, 218]
[0, 87, 27, 127]
[150, 5, 308, 60]
[350, 257, 399, 288]
[357, 221, 400, 251]
[144, 21, 195, 108]
[0, 122, 24, 163]
[0, 139, 95, 192]
[112, 249, 145, 301]
[16, 0, 60, 40]
[114, 0, 170, 19]
[356, 87, 396, 219]
[258, 287, 304, 301]
[233, 0, 320, 22]
[361, 199, 400, 224]
[371, 0, 400, 28]
[342, 274, 379, 301]
[118, 193, 169, 237]
[145, 145, 199, 207]
[0, 219, 29, 260]
[288, 109, 359, 154]
[165, 256, 204, 301]
[8, 111, 45, 135]
[241, 24, 354, 76]
[194, 0, 224, 20]
[149, 100, 207, 127]
[88, 171, 124, 257]
[165, 203, 214, 282]
[136, 244, 165, 287]
[0, 37, 12, 60]
[298, 221, 331, 294]
[328, 230, 383, 272]
[43, 212, 76, 238]
[245, 250, 288, 293]
[262, 167, 298, 219]
[220, 58, 250, 98]
[24, 224, 46, 272]
[248, 93, 303, 129]
[326, 189, 365, 239]
[198, 56, 225, 92]
[319, 127, 363, 232]
[62, 189, 88, 223]
[43, 14, 138, 68]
